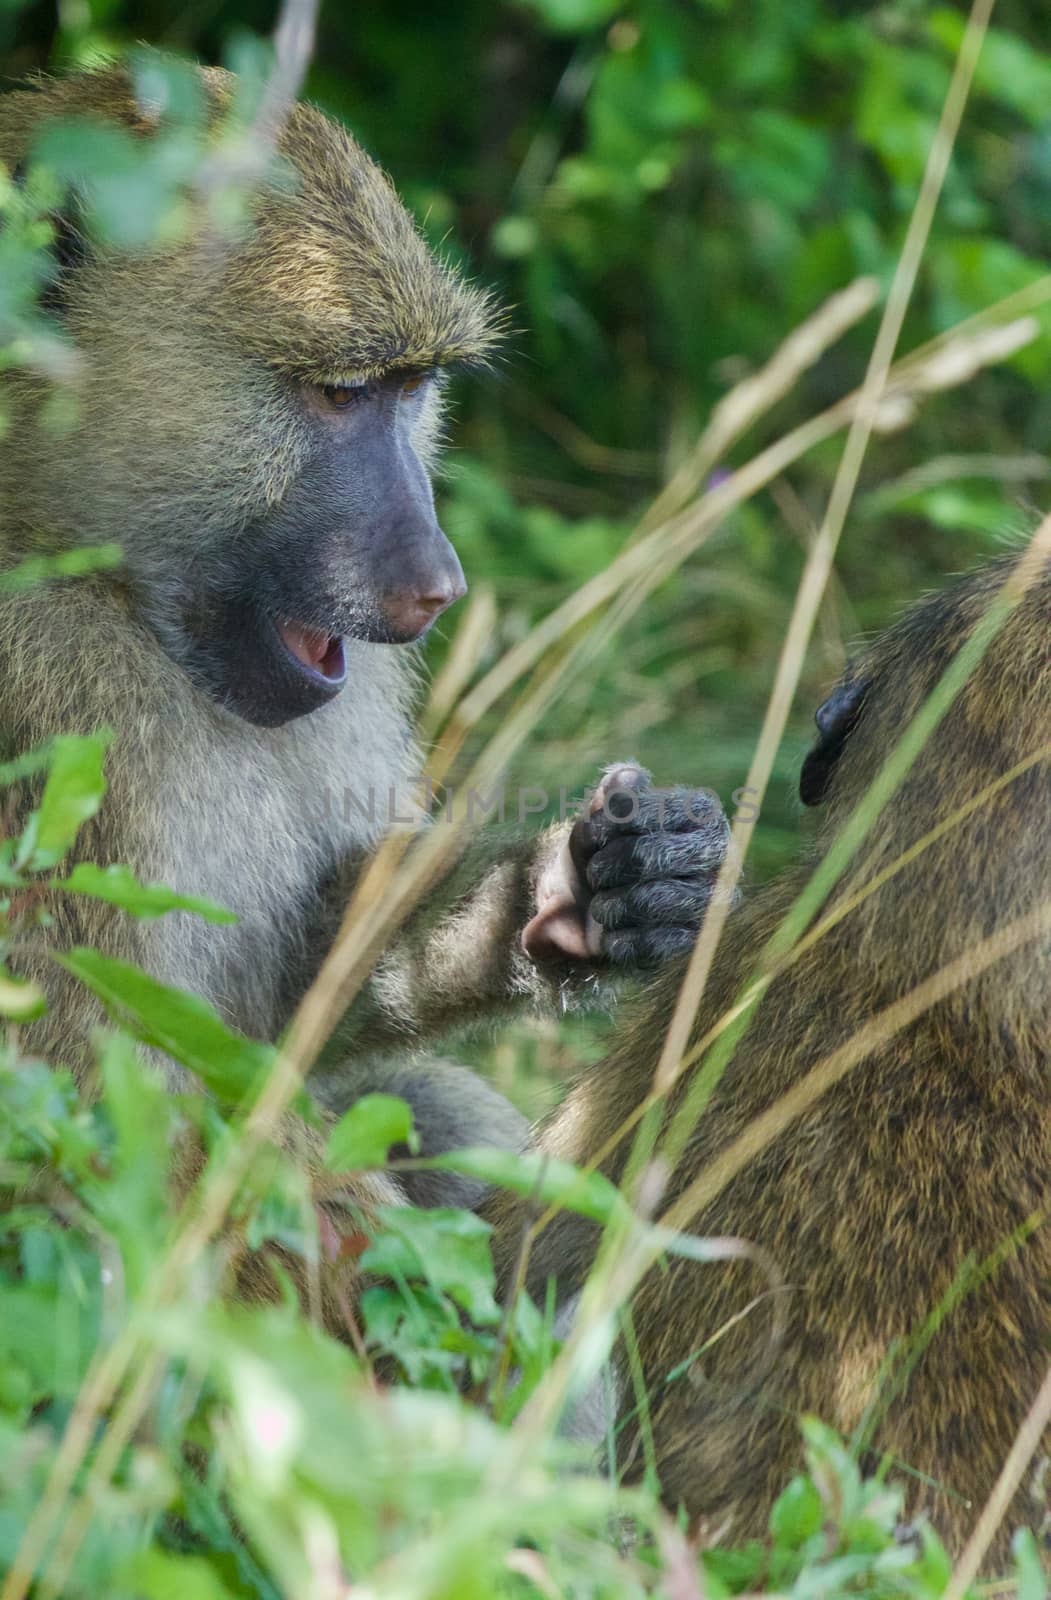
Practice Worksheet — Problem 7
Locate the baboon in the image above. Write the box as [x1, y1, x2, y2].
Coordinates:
[0, 66, 730, 1232]
[488, 548, 1051, 1563]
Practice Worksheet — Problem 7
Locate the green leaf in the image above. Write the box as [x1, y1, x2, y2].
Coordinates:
[31, 117, 199, 249]
[428, 1146, 627, 1225]
[769, 1474, 823, 1548]
[1, 1279, 101, 1404]
[125, 1549, 241, 1600]
[0, 970, 46, 1021]
[519, 0, 620, 32]
[90, 1031, 172, 1291]
[324, 1093, 418, 1173]
[17, 731, 112, 871]
[55, 948, 288, 1108]
[0, 742, 54, 790]
[702, 1544, 766, 1596]
[130, 48, 207, 129]
[930, 11, 1051, 126]
[1013, 1527, 1048, 1600]
[928, 240, 1051, 383]
[359, 1282, 468, 1386]
[60, 864, 237, 924]
[361, 1206, 500, 1324]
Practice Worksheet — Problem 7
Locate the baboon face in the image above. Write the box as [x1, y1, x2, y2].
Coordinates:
[174, 364, 466, 727]
[0, 67, 500, 728]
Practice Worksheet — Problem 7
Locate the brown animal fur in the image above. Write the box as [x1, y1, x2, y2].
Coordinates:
[488, 551, 1051, 1564]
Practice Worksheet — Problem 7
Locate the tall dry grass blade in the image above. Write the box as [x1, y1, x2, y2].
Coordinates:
[37, 1351, 167, 1600]
[424, 585, 498, 732]
[561, 308, 1039, 772]
[941, 1362, 1051, 1600]
[503, 508, 1051, 1407]
[455, 288, 1034, 733]
[456, 302, 1039, 739]
[672, 734, 1051, 1083]
[640, 276, 880, 535]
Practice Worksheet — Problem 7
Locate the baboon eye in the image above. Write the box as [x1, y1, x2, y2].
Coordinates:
[323, 382, 370, 408]
[400, 373, 427, 398]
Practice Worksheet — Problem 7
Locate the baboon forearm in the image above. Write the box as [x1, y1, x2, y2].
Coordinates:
[313, 823, 609, 1066]
[310, 765, 734, 1066]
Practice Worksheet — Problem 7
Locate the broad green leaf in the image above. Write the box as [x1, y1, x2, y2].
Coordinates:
[0, 742, 53, 790]
[126, 1550, 241, 1600]
[701, 1545, 766, 1596]
[769, 1475, 823, 1547]
[17, 731, 112, 871]
[361, 1206, 500, 1324]
[359, 1282, 467, 1386]
[31, 118, 199, 248]
[55, 947, 291, 1108]
[130, 48, 207, 129]
[324, 1093, 417, 1172]
[90, 1031, 172, 1291]
[429, 1145, 628, 1225]
[0, 970, 46, 1021]
[930, 11, 1051, 126]
[1, 1279, 101, 1403]
[97, 1029, 169, 1178]
[60, 863, 236, 924]
[1013, 1528, 1048, 1600]
[909, 1525, 953, 1595]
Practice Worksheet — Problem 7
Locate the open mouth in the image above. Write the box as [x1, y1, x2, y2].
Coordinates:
[277, 621, 348, 687]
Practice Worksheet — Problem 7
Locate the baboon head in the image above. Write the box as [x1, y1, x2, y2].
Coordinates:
[0, 65, 501, 726]
[799, 548, 1051, 1027]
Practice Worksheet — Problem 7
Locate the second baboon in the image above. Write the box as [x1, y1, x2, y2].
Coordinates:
[489, 547, 1051, 1562]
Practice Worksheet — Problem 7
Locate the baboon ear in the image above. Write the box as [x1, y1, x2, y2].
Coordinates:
[9, 160, 89, 312]
[799, 674, 871, 807]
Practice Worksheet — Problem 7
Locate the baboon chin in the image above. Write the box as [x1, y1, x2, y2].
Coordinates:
[488, 547, 1051, 1567]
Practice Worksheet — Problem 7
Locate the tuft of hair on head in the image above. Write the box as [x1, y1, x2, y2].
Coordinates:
[0, 62, 506, 380]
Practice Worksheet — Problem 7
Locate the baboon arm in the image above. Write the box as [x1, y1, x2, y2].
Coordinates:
[313, 823, 606, 1069]
[313, 765, 732, 1064]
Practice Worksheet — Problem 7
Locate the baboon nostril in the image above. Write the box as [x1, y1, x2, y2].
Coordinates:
[383, 579, 465, 641]
[417, 587, 456, 617]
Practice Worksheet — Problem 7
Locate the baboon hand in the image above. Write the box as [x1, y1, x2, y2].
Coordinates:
[522, 763, 732, 968]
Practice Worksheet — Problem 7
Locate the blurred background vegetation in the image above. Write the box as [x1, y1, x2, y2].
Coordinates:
[4, 0, 1051, 1098]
